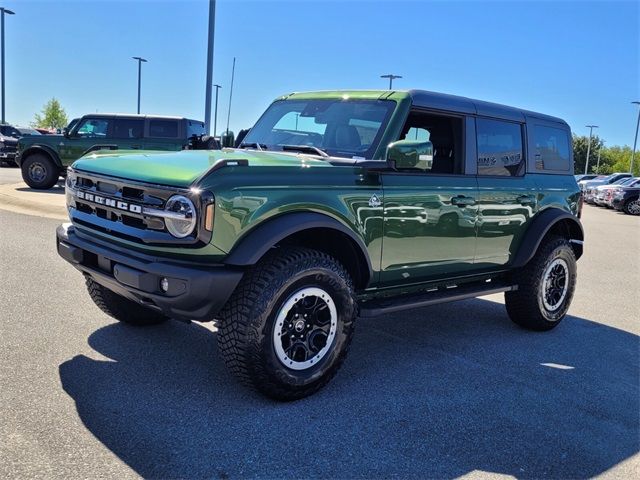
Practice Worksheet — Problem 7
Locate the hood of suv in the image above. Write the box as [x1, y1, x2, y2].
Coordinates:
[0, 134, 18, 146]
[17, 132, 62, 148]
[71, 148, 331, 187]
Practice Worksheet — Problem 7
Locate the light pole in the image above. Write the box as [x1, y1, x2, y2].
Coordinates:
[630, 101, 640, 175]
[132, 56, 147, 114]
[584, 125, 598, 175]
[213, 84, 221, 137]
[204, 0, 216, 134]
[596, 140, 605, 174]
[380, 74, 402, 90]
[1, 7, 15, 124]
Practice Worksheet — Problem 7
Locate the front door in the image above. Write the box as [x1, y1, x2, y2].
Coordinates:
[379, 111, 478, 286]
[59, 117, 113, 165]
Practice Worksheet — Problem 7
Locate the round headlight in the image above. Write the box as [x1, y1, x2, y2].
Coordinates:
[164, 195, 197, 238]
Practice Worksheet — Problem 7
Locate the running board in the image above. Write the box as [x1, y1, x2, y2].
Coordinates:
[358, 282, 517, 318]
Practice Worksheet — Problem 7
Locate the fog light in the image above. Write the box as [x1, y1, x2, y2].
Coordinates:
[160, 277, 169, 292]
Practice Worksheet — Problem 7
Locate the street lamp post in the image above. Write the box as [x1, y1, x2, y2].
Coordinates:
[1, 7, 15, 124]
[596, 140, 605, 174]
[380, 74, 402, 90]
[132, 56, 147, 114]
[630, 101, 640, 175]
[204, 0, 216, 134]
[213, 84, 221, 137]
[584, 125, 598, 175]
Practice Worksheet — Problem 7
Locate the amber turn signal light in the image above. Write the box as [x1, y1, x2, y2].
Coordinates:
[204, 203, 215, 231]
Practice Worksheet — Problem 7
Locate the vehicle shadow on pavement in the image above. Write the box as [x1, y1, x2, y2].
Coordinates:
[59, 298, 639, 479]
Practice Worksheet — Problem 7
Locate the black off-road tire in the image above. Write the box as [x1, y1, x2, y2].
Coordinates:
[505, 236, 577, 331]
[86, 278, 169, 326]
[217, 247, 357, 401]
[21, 153, 59, 189]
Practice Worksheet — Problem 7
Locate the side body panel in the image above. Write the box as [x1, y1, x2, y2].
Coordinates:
[201, 165, 385, 285]
[379, 174, 478, 285]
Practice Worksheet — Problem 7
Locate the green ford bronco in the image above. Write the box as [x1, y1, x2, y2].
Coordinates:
[56, 90, 584, 400]
[16, 113, 214, 190]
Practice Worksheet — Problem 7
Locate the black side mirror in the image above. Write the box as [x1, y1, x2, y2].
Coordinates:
[386, 140, 434, 171]
[62, 127, 70, 138]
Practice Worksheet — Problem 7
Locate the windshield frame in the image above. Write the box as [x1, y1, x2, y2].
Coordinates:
[242, 98, 397, 160]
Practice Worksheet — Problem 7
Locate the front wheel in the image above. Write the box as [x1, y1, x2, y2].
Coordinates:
[217, 247, 356, 400]
[505, 236, 577, 331]
[21, 153, 59, 189]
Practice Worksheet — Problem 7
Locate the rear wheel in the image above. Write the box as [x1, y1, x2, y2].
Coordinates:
[623, 197, 640, 216]
[505, 236, 577, 331]
[85, 278, 168, 326]
[217, 247, 356, 400]
[21, 153, 59, 189]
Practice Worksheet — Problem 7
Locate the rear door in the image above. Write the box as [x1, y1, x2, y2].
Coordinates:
[111, 118, 145, 151]
[144, 119, 184, 151]
[379, 111, 479, 286]
[475, 118, 537, 268]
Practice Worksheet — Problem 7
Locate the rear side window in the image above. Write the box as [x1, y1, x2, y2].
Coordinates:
[112, 119, 144, 139]
[533, 125, 570, 171]
[149, 120, 179, 138]
[477, 118, 524, 176]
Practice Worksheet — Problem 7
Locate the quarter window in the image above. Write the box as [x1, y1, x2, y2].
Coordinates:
[477, 119, 524, 176]
[533, 125, 570, 171]
[149, 120, 179, 138]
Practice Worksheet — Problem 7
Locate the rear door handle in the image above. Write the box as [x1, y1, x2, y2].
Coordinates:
[451, 195, 476, 207]
[517, 195, 536, 206]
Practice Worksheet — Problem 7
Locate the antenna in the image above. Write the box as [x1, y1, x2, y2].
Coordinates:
[226, 57, 236, 134]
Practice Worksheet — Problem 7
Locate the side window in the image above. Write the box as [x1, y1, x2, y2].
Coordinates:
[533, 125, 570, 171]
[149, 120, 179, 138]
[75, 118, 110, 138]
[477, 118, 524, 176]
[399, 112, 463, 174]
[112, 119, 144, 139]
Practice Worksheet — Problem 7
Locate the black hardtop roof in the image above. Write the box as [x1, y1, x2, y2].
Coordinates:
[406, 89, 568, 126]
[79, 113, 203, 123]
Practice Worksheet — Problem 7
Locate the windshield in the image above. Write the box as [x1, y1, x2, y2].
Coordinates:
[242, 99, 396, 159]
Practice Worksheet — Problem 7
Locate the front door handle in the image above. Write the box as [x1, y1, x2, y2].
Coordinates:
[517, 195, 536, 206]
[451, 195, 476, 207]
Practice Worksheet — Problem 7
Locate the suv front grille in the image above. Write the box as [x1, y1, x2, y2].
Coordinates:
[66, 170, 211, 246]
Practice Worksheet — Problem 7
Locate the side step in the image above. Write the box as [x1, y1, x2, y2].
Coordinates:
[358, 281, 517, 318]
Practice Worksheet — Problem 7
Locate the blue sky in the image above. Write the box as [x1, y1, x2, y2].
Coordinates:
[4, 0, 639, 146]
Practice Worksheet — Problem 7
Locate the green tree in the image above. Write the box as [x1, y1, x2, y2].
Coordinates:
[32, 98, 69, 129]
[572, 134, 604, 174]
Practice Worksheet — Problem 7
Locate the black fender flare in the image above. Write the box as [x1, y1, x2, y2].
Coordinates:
[19, 145, 63, 168]
[223, 212, 374, 283]
[511, 208, 584, 268]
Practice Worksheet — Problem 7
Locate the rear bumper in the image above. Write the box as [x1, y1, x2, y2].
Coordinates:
[56, 223, 243, 321]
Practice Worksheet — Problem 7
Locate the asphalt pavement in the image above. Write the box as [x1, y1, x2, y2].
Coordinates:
[0, 205, 638, 479]
[0, 165, 22, 185]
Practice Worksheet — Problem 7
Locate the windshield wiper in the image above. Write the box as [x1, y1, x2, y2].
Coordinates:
[239, 142, 267, 150]
[281, 144, 329, 158]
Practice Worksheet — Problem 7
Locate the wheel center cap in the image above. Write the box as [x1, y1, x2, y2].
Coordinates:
[294, 320, 305, 332]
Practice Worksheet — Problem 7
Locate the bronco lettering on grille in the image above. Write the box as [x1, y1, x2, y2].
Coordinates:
[76, 190, 142, 214]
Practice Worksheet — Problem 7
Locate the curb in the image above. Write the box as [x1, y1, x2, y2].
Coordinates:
[0, 183, 68, 220]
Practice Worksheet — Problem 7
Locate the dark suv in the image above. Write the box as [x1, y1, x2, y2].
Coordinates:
[16, 114, 211, 189]
[57, 90, 583, 400]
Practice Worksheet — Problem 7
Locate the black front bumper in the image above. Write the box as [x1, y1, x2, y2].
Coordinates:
[56, 223, 243, 322]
